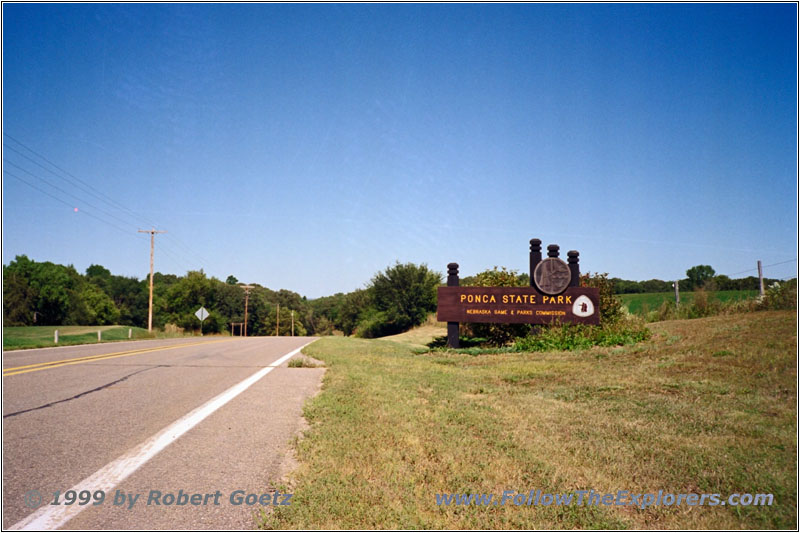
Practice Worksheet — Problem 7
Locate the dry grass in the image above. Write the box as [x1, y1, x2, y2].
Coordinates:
[261, 311, 796, 530]
[381, 314, 446, 348]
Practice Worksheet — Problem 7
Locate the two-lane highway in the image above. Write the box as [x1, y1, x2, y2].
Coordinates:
[3, 336, 323, 530]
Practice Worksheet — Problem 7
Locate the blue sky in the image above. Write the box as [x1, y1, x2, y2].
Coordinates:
[3, 3, 797, 298]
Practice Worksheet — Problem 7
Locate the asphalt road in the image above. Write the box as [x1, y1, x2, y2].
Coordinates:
[2, 336, 324, 530]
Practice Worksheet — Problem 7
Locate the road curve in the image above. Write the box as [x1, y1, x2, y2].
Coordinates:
[3, 336, 323, 530]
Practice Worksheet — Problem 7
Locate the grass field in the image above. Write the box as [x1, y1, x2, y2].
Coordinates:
[619, 290, 759, 315]
[2, 325, 194, 350]
[262, 311, 796, 530]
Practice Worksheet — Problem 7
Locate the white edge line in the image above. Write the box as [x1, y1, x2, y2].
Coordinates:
[10, 339, 316, 531]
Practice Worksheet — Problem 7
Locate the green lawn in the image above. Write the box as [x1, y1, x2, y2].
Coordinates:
[619, 290, 759, 315]
[262, 311, 796, 530]
[2, 325, 190, 350]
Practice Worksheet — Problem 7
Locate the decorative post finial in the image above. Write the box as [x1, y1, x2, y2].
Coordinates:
[447, 263, 460, 287]
[529, 239, 542, 287]
[567, 250, 580, 287]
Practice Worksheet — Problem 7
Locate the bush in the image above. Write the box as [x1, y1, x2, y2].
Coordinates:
[462, 267, 530, 346]
[761, 279, 797, 310]
[580, 272, 624, 325]
[458, 269, 646, 349]
[355, 309, 392, 339]
[338, 289, 373, 336]
[371, 262, 441, 333]
[687, 289, 721, 318]
[641, 280, 797, 323]
[513, 318, 651, 353]
[509, 272, 649, 352]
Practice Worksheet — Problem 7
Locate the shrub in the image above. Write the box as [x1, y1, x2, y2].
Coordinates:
[760, 279, 797, 310]
[653, 301, 678, 322]
[164, 323, 184, 334]
[462, 266, 530, 346]
[642, 280, 797, 323]
[509, 271, 649, 352]
[288, 357, 319, 368]
[513, 317, 651, 353]
[338, 289, 373, 336]
[371, 262, 441, 332]
[580, 272, 624, 325]
[355, 309, 392, 339]
[687, 289, 722, 318]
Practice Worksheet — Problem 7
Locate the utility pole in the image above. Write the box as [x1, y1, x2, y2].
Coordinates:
[674, 280, 680, 306]
[291, 310, 294, 337]
[138, 228, 167, 332]
[757, 260, 765, 297]
[276, 304, 280, 336]
[240, 285, 255, 337]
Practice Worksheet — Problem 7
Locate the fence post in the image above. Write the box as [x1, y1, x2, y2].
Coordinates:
[98, 330, 102, 342]
[447, 263, 460, 349]
[54, 330, 59, 344]
[129, 328, 132, 339]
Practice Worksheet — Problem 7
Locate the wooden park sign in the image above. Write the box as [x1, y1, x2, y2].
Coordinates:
[437, 239, 600, 348]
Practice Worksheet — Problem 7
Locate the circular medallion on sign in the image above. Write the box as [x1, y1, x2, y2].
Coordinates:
[572, 295, 595, 317]
[533, 257, 571, 295]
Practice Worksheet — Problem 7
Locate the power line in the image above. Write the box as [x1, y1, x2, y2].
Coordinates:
[153, 243, 193, 274]
[4, 134, 212, 271]
[764, 259, 798, 269]
[4, 133, 161, 229]
[7, 164, 193, 273]
[5, 151, 206, 280]
[161, 234, 210, 267]
[4, 160, 203, 274]
[3, 143, 148, 228]
[4, 169, 146, 239]
[727, 259, 797, 277]
[3, 159, 144, 231]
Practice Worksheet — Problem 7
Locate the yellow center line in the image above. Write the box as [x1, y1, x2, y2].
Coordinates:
[2, 338, 236, 377]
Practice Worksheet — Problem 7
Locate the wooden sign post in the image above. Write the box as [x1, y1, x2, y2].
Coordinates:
[438, 238, 600, 348]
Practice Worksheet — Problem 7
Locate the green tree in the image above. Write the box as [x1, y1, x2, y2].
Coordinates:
[165, 270, 214, 331]
[226, 275, 239, 285]
[3, 268, 35, 326]
[309, 293, 346, 333]
[107, 275, 148, 327]
[79, 284, 120, 325]
[85, 264, 112, 291]
[212, 282, 245, 327]
[4, 256, 90, 325]
[30, 261, 84, 325]
[338, 289, 372, 336]
[712, 274, 733, 291]
[686, 265, 716, 290]
[264, 306, 307, 336]
[369, 262, 442, 335]
[242, 286, 278, 336]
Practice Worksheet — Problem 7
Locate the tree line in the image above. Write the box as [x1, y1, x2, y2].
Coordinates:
[3, 256, 781, 337]
[3, 255, 312, 335]
[291, 262, 441, 338]
[611, 265, 779, 294]
[2, 255, 443, 338]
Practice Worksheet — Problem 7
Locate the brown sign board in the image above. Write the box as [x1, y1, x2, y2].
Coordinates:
[437, 286, 600, 325]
